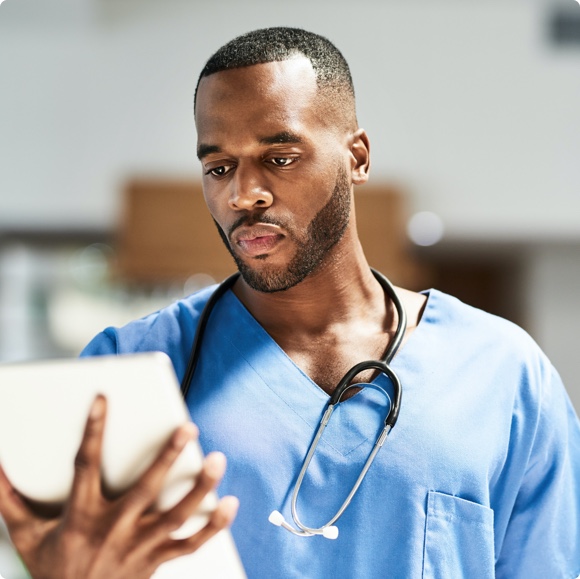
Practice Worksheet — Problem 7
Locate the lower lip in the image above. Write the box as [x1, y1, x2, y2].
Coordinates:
[237, 234, 283, 257]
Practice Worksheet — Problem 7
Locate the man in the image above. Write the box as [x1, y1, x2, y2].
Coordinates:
[1, 27, 579, 578]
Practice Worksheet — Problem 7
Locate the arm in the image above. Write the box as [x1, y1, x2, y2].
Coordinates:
[495, 366, 580, 578]
[0, 395, 238, 579]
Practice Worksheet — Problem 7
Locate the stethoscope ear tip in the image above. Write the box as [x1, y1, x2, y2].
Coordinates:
[322, 526, 339, 540]
[268, 510, 339, 539]
[268, 510, 285, 526]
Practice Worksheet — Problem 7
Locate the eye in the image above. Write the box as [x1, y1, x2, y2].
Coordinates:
[269, 157, 295, 167]
[206, 165, 233, 177]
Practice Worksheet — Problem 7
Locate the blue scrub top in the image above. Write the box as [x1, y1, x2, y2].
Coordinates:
[82, 287, 580, 579]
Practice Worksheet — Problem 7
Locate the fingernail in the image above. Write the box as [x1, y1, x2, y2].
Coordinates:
[173, 423, 195, 447]
[223, 495, 240, 515]
[90, 395, 106, 419]
[205, 452, 226, 478]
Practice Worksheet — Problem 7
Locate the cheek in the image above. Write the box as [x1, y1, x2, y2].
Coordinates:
[297, 164, 343, 210]
[202, 183, 225, 222]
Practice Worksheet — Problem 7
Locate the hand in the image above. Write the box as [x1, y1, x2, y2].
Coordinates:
[0, 395, 239, 579]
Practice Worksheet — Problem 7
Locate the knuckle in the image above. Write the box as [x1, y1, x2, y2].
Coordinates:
[157, 445, 181, 469]
[158, 509, 186, 532]
[184, 525, 220, 554]
[61, 523, 85, 543]
[73, 449, 92, 474]
[123, 481, 156, 511]
[195, 474, 212, 493]
[64, 504, 95, 532]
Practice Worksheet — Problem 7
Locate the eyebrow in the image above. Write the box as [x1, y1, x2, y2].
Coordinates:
[259, 131, 303, 146]
[197, 131, 303, 160]
[197, 144, 221, 160]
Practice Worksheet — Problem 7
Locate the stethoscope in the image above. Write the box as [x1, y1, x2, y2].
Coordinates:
[180, 268, 407, 540]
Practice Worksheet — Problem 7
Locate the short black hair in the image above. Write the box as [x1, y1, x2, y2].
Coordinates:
[194, 27, 356, 126]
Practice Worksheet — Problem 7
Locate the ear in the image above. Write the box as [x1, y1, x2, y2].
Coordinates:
[349, 128, 370, 185]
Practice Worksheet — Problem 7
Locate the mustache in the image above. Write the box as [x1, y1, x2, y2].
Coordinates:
[227, 212, 286, 239]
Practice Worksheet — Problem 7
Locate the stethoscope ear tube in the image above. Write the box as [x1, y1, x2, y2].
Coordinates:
[329, 360, 402, 428]
[274, 269, 407, 538]
[286, 359, 401, 538]
[180, 272, 240, 399]
[381, 363, 402, 428]
[179, 267, 407, 540]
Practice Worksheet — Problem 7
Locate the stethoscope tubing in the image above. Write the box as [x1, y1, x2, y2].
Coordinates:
[180, 268, 407, 540]
[180, 271, 240, 399]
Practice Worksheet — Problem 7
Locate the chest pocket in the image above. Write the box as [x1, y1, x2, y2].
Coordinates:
[422, 491, 495, 579]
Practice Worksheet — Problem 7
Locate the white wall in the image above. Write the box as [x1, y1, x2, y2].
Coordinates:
[1, 0, 579, 238]
[0, 0, 579, 411]
[524, 245, 580, 412]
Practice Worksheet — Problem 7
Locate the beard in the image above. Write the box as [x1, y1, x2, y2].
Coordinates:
[214, 165, 351, 293]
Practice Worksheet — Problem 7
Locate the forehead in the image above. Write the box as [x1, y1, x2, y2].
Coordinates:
[195, 57, 326, 146]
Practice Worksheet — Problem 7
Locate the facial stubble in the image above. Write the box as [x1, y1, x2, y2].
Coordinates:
[214, 166, 351, 293]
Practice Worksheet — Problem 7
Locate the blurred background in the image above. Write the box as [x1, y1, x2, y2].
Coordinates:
[1, 0, 579, 394]
[0, 0, 579, 572]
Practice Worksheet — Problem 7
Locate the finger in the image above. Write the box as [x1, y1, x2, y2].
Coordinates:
[176, 452, 227, 523]
[134, 451, 227, 551]
[66, 395, 107, 512]
[153, 495, 239, 565]
[120, 422, 198, 517]
[0, 463, 31, 527]
[164, 451, 227, 526]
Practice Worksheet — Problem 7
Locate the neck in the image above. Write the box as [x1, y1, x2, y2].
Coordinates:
[232, 235, 394, 337]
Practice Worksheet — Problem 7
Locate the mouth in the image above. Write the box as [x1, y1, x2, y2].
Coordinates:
[232, 224, 286, 258]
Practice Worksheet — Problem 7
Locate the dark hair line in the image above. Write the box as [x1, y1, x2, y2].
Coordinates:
[194, 27, 356, 112]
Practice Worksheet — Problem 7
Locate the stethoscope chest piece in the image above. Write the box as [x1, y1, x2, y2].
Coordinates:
[179, 268, 407, 541]
[268, 270, 406, 539]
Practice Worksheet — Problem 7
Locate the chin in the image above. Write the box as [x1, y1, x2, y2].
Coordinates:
[237, 263, 292, 293]
[238, 256, 322, 293]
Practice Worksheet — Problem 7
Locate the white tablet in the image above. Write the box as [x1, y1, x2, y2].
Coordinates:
[0, 352, 246, 578]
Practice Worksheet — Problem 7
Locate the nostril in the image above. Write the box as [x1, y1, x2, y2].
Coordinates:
[229, 188, 273, 210]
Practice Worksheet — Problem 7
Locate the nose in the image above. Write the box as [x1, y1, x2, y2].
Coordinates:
[228, 164, 273, 211]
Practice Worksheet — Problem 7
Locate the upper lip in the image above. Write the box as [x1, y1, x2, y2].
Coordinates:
[231, 223, 285, 244]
